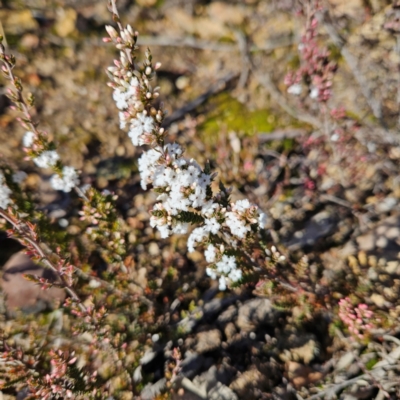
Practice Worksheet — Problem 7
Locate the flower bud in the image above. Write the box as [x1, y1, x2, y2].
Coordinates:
[127, 24, 134, 36]
[105, 25, 118, 39]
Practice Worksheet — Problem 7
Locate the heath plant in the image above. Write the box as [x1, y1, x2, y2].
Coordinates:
[1, 0, 399, 399]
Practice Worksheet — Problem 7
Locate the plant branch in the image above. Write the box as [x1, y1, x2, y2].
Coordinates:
[0, 208, 86, 312]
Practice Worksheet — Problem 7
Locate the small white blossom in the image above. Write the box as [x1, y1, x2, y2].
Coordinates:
[310, 87, 319, 99]
[23, 131, 35, 148]
[216, 255, 236, 274]
[157, 224, 170, 238]
[128, 112, 154, 146]
[287, 83, 302, 95]
[206, 267, 217, 280]
[234, 199, 251, 212]
[187, 226, 207, 252]
[172, 222, 189, 234]
[138, 149, 162, 190]
[201, 201, 219, 217]
[219, 276, 227, 291]
[204, 244, 216, 263]
[204, 217, 221, 234]
[228, 268, 242, 282]
[165, 143, 183, 158]
[225, 212, 250, 239]
[0, 172, 11, 209]
[113, 77, 140, 110]
[50, 166, 79, 193]
[33, 150, 59, 168]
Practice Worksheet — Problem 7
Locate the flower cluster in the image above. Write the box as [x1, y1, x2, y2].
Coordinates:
[338, 297, 375, 339]
[105, 22, 267, 289]
[285, 1, 337, 103]
[23, 131, 79, 193]
[0, 40, 80, 194]
[0, 171, 12, 209]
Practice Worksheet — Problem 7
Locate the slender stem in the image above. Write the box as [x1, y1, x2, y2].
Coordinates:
[0, 208, 86, 312]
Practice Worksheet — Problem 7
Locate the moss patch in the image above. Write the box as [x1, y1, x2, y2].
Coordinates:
[198, 93, 279, 144]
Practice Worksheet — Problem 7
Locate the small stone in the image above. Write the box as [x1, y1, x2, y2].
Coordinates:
[140, 350, 157, 366]
[148, 242, 160, 256]
[181, 352, 208, 378]
[195, 330, 222, 353]
[279, 334, 319, 364]
[224, 322, 237, 341]
[208, 382, 238, 400]
[370, 293, 391, 308]
[217, 305, 237, 326]
[336, 352, 355, 371]
[229, 367, 271, 397]
[386, 261, 399, 274]
[236, 298, 279, 332]
[1, 252, 65, 312]
[286, 361, 324, 389]
[141, 378, 166, 400]
[20, 33, 40, 49]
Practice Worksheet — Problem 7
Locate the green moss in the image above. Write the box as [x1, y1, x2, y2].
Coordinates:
[199, 93, 278, 144]
[366, 358, 378, 370]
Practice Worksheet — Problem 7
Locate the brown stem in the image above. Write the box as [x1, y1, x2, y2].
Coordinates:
[0, 208, 86, 312]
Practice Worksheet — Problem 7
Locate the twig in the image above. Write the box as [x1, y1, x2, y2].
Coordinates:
[320, 193, 353, 209]
[135, 35, 295, 53]
[233, 29, 251, 89]
[0, 208, 86, 312]
[258, 129, 307, 142]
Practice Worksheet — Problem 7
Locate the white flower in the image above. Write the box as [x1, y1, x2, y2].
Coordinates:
[225, 212, 250, 239]
[128, 112, 154, 146]
[204, 217, 221, 234]
[0, 172, 11, 209]
[50, 166, 79, 192]
[33, 150, 60, 168]
[138, 149, 162, 190]
[234, 199, 251, 212]
[204, 244, 216, 263]
[189, 186, 206, 208]
[172, 222, 189, 234]
[165, 143, 183, 158]
[201, 201, 219, 217]
[229, 268, 242, 282]
[310, 87, 319, 99]
[219, 276, 227, 291]
[113, 77, 140, 110]
[119, 111, 128, 129]
[187, 226, 207, 252]
[198, 173, 211, 188]
[158, 224, 170, 238]
[23, 131, 35, 148]
[331, 132, 340, 142]
[206, 267, 217, 280]
[287, 83, 302, 95]
[216, 255, 236, 274]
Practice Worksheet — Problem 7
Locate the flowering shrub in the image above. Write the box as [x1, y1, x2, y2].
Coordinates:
[1, 0, 400, 399]
[338, 297, 375, 340]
